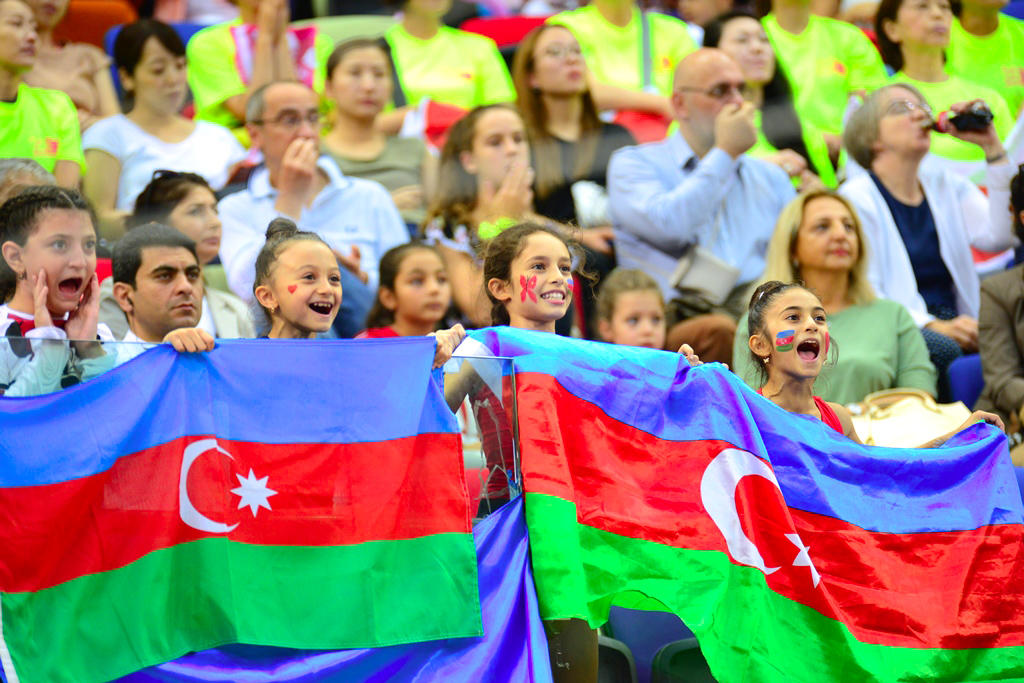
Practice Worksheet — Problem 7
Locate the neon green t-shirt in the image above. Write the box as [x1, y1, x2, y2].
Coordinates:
[385, 24, 515, 110]
[548, 6, 695, 97]
[763, 14, 887, 136]
[186, 20, 333, 132]
[0, 84, 84, 173]
[748, 110, 838, 187]
[890, 72, 1013, 164]
[948, 16, 1024, 118]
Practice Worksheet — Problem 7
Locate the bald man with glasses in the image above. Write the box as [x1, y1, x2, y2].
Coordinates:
[607, 48, 795, 364]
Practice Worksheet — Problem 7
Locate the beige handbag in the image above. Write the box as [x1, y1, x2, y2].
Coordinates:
[851, 388, 970, 448]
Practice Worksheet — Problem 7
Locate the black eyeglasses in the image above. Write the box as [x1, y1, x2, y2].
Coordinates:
[251, 110, 321, 130]
[675, 81, 748, 100]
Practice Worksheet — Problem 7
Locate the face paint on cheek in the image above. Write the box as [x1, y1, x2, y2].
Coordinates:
[287, 285, 297, 294]
[519, 274, 538, 303]
[565, 276, 574, 290]
[775, 329, 795, 352]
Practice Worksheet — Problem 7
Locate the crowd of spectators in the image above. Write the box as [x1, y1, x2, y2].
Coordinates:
[3, 0, 1024, 403]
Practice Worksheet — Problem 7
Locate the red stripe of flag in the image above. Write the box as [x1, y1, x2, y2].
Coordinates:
[517, 372, 1024, 649]
[0, 434, 467, 593]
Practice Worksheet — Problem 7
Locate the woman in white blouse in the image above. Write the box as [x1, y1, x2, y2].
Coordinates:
[82, 19, 244, 242]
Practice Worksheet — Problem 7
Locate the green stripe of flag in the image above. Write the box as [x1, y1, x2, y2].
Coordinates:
[525, 492, 1024, 682]
[2, 534, 481, 683]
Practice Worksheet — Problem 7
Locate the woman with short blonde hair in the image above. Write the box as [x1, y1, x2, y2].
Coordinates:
[732, 189, 936, 405]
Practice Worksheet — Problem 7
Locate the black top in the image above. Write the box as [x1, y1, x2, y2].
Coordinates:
[533, 123, 635, 225]
[869, 172, 958, 315]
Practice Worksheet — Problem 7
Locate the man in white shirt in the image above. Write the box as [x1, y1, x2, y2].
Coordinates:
[218, 81, 410, 337]
[110, 224, 215, 363]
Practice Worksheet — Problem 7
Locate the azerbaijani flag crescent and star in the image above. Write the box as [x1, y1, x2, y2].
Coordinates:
[0, 339, 481, 683]
[472, 327, 1024, 682]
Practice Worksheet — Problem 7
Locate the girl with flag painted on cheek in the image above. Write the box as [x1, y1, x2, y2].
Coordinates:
[747, 280, 1004, 446]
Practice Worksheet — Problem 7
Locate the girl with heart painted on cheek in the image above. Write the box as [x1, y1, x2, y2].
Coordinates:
[747, 280, 1004, 446]
[0, 186, 116, 397]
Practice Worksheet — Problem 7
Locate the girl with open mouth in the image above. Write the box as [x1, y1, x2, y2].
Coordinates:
[746, 279, 1003, 446]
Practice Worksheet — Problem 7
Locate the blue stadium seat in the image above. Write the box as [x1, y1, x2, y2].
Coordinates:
[104, 23, 209, 96]
[947, 353, 984, 409]
[604, 607, 694, 683]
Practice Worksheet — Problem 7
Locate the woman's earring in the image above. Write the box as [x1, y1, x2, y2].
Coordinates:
[763, 356, 770, 365]
[17, 271, 26, 281]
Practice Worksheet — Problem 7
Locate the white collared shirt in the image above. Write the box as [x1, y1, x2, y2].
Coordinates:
[217, 157, 409, 302]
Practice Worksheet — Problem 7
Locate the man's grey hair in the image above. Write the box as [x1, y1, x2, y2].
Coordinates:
[245, 80, 305, 124]
[0, 158, 55, 204]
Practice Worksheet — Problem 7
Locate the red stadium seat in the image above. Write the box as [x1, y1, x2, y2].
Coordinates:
[54, 0, 138, 49]
[459, 15, 549, 48]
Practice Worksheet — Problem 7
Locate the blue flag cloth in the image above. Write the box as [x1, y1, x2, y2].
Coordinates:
[115, 497, 551, 683]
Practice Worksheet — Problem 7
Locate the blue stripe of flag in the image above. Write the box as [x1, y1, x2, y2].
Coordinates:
[0, 338, 455, 487]
[470, 327, 1022, 535]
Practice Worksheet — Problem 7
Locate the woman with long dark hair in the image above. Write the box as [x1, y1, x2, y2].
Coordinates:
[703, 10, 835, 187]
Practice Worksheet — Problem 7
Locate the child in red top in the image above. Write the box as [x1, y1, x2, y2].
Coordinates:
[357, 243, 451, 339]
[746, 281, 1001, 443]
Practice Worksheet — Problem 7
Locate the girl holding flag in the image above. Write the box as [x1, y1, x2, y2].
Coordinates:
[251, 218, 464, 367]
[746, 279, 1002, 442]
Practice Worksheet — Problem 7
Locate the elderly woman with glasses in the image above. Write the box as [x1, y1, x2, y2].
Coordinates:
[82, 20, 245, 242]
[839, 83, 1016, 400]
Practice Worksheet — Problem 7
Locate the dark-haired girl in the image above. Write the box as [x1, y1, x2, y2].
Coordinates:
[746, 279, 1000, 443]
[253, 219, 463, 365]
[322, 38, 435, 228]
[0, 186, 113, 396]
[82, 19, 245, 240]
[357, 243, 450, 339]
[703, 10, 835, 187]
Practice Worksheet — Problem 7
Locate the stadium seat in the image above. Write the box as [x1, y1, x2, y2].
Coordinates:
[947, 353, 984, 409]
[604, 607, 694, 683]
[599, 634, 639, 683]
[290, 15, 396, 46]
[650, 638, 716, 683]
[459, 15, 548, 47]
[54, 0, 136, 49]
[1004, 1, 1024, 19]
[104, 23, 209, 96]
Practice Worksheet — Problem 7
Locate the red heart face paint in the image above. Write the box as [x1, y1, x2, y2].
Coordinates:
[287, 285, 297, 294]
[775, 329, 795, 352]
[520, 275, 538, 303]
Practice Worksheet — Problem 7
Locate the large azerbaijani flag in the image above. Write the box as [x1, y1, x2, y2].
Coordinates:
[0, 339, 481, 683]
[472, 327, 1024, 681]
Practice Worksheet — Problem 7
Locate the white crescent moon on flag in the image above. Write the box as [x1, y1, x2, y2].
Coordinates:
[700, 447, 781, 576]
[179, 438, 239, 534]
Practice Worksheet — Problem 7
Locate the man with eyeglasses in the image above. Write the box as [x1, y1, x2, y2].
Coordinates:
[217, 81, 409, 337]
[607, 48, 794, 365]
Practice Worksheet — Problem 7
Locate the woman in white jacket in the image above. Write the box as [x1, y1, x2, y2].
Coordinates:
[839, 83, 1016, 400]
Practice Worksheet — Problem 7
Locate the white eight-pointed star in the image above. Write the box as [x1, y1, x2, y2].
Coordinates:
[231, 469, 277, 517]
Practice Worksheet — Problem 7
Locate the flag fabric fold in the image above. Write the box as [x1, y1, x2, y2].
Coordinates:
[0, 339, 481, 683]
[471, 327, 1024, 682]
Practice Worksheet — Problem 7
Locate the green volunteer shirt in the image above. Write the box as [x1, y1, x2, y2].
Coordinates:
[763, 14, 887, 136]
[890, 72, 1013, 164]
[0, 84, 85, 173]
[548, 6, 695, 96]
[948, 16, 1024, 118]
[186, 20, 333, 132]
[385, 24, 515, 110]
[748, 109, 838, 187]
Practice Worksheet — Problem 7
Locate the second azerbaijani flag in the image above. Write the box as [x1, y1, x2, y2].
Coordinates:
[473, 327, 1024, 682]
